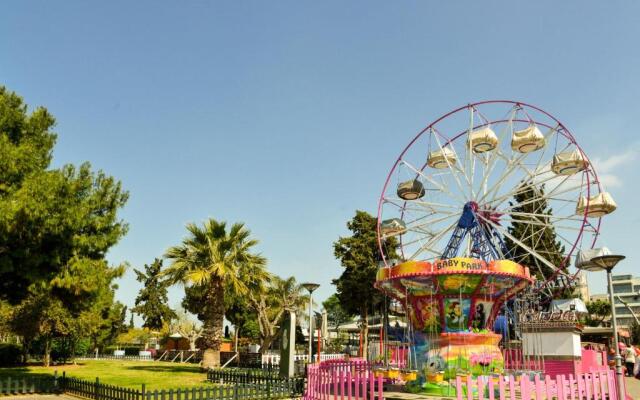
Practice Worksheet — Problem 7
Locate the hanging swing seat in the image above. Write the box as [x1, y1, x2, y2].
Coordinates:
[551, 149, 588, 175]
[380, 218, 407, 236]
[576, 192, 617, 217]
[427, 147, 457, 169]
[467, 127, 498, 153]
[511, 124, 545, 153]
[397, 179, 426, 200]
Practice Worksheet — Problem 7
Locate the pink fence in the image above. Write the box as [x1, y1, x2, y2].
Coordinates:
[455, 370, 621, 400]
[304, 360, 384, 400]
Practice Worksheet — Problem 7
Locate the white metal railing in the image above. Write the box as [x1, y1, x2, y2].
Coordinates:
[77, 354, 154, 361]
[261, 353, 345, 365]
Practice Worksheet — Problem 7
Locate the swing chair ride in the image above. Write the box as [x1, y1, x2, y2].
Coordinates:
[373, 100, 616, 395]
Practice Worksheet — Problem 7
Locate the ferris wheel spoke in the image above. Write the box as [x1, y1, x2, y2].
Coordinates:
[399, 160, 466, 204]
[479, 125, 559, 204]
[478, 215, 570, 277]
[411, 200, 461, 211]
[466, 106, 477, 200]
[408, 220, 457, 260]
[383, 196, 462, 212]
[491, 210, 584, 223]
[382, 198, 438, 215]
[505, 219, 576, 250]
[511, 128, 554, 185]
[477, 148, 529, 204]
[486, 182, 584, 215]
[484, 171, 572, 208]
[400, 209, 455, 228]
[405, 212, 459, 231]
[432, 131, 469, 201]
[498, 216, 587, 234]
[382, 197, 461, 219]
[519, 221, 570, 277]
[478, 107, 519, 198]
[485, 180, 585, 214]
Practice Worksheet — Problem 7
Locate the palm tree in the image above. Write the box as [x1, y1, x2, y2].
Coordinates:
[163, 218, 267, 368]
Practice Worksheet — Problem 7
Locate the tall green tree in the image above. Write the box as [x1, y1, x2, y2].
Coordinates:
[10, 291, 72, 366]
[182, 285, 261, 346]
[170, 310, 203, 351]
[0, 87, 128, 365]
[0, 301, 12, 342]
[504, 183, 565, 282]
[585, 299, 612, 327]
[333, 210, 397, 358]
[163, 218, 267, 368]
[0, 87, 129, 304]
[247, 275, 308, 352]
[10, 261, 125, 365]
[322, 294, 352, 329]
[132, 259, 176, 330]
[225, 292, 260, 343]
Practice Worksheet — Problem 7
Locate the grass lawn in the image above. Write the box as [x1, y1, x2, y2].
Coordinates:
[0, 360, 215, 390]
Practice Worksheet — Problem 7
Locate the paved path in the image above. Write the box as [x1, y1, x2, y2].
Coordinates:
[625, 376, 640, 397]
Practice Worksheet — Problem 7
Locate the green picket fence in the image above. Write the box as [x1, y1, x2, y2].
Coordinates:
[144, 383, 293, 400]
[1, 371, 301, 399]
[207, 368, 305, 396]
[63, 376, 142, 400]
[0, 375, 60, 396]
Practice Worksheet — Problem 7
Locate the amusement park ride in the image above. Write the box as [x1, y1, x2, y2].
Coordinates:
[373, 100, 617, 395]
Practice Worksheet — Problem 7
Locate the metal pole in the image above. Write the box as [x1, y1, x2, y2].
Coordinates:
[308, 293, 313, 363]
[607, 269, 626, 400]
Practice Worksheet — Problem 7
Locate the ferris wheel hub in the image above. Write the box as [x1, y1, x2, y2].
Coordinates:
[458, 202, 479, 229]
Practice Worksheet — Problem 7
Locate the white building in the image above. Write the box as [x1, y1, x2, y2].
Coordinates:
[590, 273, 640, 329]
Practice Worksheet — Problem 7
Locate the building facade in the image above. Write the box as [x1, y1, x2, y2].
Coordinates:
[590, 273, 640, 328]
[611, 274, 640, 328]
[576, 271, 590, 302]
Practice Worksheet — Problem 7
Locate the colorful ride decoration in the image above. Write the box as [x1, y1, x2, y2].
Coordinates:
[376, 258, 533, 395]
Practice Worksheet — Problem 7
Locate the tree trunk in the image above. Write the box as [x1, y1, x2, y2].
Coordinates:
[43, 336, 52, 367]
[21, 338, 31, 364]
[201, 279, 225, 369]
[362, 308, 369, 361]
[260, 328, 279, 354]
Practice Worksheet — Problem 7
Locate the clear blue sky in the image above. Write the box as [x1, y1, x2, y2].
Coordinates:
[2, 1, 639, 317]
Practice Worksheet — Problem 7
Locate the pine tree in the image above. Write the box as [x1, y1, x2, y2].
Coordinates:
[333, 210, 398, 358]
[504, 183, 565, 281]
[132, 259, 176, 330]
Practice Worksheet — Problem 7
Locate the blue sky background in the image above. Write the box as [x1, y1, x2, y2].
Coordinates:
[2, 1, 639, 320]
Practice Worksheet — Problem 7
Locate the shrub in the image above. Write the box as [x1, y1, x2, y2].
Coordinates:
[0, 343, 22, 366]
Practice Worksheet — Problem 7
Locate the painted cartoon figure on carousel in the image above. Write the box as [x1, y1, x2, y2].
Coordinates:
[472, 303, 486, 330]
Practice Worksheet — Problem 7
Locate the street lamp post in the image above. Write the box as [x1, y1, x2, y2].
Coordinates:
[302, 283, 320, 363]
[577, 251, 626, 400]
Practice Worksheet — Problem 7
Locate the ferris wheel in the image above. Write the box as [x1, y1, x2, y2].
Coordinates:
[377, 100, 617, 296]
